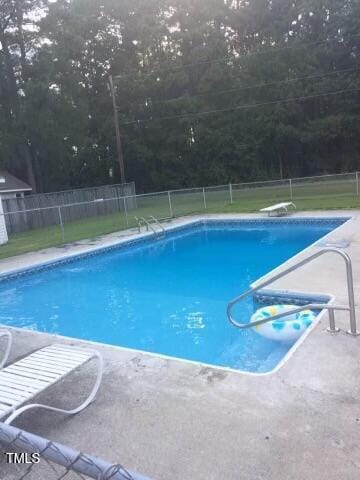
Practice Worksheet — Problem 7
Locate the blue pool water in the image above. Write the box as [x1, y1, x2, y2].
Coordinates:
[0, 219, 346, 373]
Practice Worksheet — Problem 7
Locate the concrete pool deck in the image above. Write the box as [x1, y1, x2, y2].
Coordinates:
[0, 210, 360, 479]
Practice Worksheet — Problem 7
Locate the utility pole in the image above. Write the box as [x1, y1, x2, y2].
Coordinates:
[108, 74, 126, 184]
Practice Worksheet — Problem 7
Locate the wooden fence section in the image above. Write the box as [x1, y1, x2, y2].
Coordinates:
[3, 182, 136, 234]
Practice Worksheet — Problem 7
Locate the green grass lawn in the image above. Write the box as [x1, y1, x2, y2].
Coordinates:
[212, 193, 360, 213]
[1, 189, 359, 260]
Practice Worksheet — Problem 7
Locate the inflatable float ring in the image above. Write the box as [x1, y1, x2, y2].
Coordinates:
[251, 304, 316, 342]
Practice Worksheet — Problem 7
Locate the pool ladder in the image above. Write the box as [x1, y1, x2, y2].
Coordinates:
[227, 248, 359, 336]
[135, 215, 165, 239]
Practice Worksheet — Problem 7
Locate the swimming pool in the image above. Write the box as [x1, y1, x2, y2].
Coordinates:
[0, 218, 347, 373]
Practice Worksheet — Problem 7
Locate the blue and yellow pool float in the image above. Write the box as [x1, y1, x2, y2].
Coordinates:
[251, 304, 316, 342]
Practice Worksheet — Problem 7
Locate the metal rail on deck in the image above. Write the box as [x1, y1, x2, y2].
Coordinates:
[134, 216, 165, 238]
[149, 215, 165, 234]
[227, 248, 359, 336]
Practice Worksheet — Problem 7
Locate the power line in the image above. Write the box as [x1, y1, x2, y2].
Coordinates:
[126, 66, 360, 108]
[120, 87, 360, 126]
[113, 33, 360, 81]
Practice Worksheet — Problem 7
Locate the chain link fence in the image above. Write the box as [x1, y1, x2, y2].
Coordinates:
[291, 172, 358, 198]
[232, 178, 291, 203]
[0, 422, 151, 480]
[0, 171, 359, 257]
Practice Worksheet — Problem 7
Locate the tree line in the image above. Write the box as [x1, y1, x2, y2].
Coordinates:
[0, 0, 359, 193]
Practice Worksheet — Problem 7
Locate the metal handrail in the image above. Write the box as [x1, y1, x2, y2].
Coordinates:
[134, 216, 145, 233]
[134, 216, 154, 234]
[140, 217, 158, 235]
[227, 248, 359, 336]
[134, 215, 165, 238]
[149, 215, 165, 234]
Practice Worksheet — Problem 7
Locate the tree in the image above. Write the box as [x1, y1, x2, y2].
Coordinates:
[0, 0, 359, 193]
[0, 0, 49, 191]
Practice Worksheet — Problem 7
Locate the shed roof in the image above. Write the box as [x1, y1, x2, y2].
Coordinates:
[0, 171, 32, 193]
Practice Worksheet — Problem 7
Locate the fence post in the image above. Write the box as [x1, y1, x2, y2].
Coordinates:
[168, 191, 173, 217]
[58, 206, 65, 242]
[229, 183, 233, 204]
[202, 187, 207, 209]
[356, 172, 359, 195]
[123, 197, 129, 226]
[289, 178, 293, 200]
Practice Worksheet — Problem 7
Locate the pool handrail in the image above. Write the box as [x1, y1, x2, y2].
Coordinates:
[135, 215, 165, 238]
[227, 247, 359, 336]
[149, 215, 165, 234]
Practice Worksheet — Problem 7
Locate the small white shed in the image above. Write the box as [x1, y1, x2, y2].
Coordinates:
[0, 171, 32, 199]
[0, 171, 32, 245]
[0, 198, 8, 245]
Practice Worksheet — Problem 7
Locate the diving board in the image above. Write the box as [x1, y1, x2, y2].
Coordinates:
[260, 202, 296, 217]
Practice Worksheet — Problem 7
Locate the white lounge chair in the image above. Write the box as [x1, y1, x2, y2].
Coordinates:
[0, 330, 103, 425]
[260, 202, 296, 217]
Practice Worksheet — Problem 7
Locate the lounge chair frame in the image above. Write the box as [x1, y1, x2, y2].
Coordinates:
[0, 332, 103, 425]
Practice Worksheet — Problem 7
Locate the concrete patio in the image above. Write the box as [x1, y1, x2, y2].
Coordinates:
[0, 211, 360, 480]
